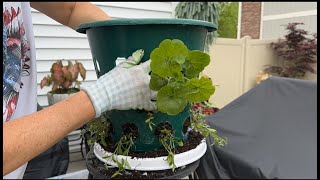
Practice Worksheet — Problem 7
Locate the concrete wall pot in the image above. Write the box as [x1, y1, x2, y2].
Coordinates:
[47, 92, 77, 106]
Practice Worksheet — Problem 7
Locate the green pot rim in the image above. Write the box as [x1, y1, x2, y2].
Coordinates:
[76, 18, 217, 34]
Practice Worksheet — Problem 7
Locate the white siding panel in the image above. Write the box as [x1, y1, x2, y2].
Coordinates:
[35, 37, 90, 49]
[91, 2, 172, 12]
[36, 49, 92, 60]
[31, 12, 61, 25]
[33, 25, 87, 38]
[262, 15, 317, 39]
[263, 2, 317, 16]
[261, 2, 317, 40]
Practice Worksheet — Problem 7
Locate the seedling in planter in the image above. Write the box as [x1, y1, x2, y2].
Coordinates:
[155, 122, 183, 171]
[103, 123, 139, 178]
[82, 111, 112, 148]
[82, 112, 137, 178]
[145, 112, 155, 131]
[190, 110, 227, 147]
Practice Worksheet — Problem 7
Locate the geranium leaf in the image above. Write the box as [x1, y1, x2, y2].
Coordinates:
[185, 50, 210, 78]
[156, 86, 187, 115]
[150, 73, 168, 91]
[150, 39, 188, 77]
[182, 77, 215, 102]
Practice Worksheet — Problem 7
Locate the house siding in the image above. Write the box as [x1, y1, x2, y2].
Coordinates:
[261, 2, 317, 39]
[263, 2, 317, 16]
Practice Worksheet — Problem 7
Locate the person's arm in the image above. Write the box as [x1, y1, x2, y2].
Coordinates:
[3, 57, 156, 176]
[3, 91, 95, 175]
[30, 2, 111, 30]
[3, 4, 108, 173]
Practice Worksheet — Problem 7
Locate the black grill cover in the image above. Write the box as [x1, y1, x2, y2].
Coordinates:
[196, 77, 317, 179]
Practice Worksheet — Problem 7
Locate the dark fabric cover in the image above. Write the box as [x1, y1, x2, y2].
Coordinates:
[196, 77, 317, 179]
[23, 104, 69, 179]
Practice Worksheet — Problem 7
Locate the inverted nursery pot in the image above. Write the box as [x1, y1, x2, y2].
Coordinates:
[77, 18, 216, 152]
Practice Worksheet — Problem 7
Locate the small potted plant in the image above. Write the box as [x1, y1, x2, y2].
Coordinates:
[40, 60, 87, 105]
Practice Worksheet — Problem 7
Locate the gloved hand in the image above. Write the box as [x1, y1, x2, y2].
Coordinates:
[81, 58, 157, 118]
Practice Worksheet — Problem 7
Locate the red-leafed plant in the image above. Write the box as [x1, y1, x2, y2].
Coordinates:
[40, 60, 87, 94]
[264, 22, 317, 79]
[192, 102, 219, 116]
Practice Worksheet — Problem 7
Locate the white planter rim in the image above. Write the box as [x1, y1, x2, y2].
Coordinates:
[93, 139, 207, 171]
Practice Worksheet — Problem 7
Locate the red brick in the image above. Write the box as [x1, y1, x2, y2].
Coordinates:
[240, 2, 262, 39]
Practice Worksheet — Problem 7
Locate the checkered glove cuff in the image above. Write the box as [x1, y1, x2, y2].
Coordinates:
[81, 60, 157, 118]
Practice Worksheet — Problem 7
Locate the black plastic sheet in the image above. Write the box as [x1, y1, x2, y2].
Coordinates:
[23, 137, 69, 179]
[196, 77, 317, 179]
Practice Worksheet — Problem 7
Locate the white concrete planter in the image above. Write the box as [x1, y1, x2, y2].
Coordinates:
[93, 139, 207, 171]
[47, 92, 77, 106]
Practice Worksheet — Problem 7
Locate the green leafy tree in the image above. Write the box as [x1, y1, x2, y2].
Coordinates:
[175, 2, 221, 51]
[218, 2, 239, 38]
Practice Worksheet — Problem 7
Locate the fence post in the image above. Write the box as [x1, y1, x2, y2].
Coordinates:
[239, 36, 251, 94]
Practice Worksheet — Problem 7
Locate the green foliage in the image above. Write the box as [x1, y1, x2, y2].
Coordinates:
[158, 127, 184, 171]
[183, 77, 215, 103]
[145, 112, 156, 131]
[190, 109, 228, 146]
[156, 86, 188, 115]
[150, 39, 215, 115]
[150, 73, 169, 91]
[185, 50, 210, 78]
[82, 112, 111, 148]
[83, 112, 136, 178]
[218, 2, 239, 38]
[175, 2, 221, 51]
[150, 39, 188, 77]
[103, 134, 135, 178]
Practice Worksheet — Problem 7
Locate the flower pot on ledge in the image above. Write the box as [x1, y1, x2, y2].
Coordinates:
[76, 18, 216, 152]
[47, 91, 77, 106]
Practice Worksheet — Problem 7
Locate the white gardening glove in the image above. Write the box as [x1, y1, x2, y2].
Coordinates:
[81, 58, 157, 118]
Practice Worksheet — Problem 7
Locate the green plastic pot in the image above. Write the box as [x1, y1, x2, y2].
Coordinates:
[77, 18, 216, 152]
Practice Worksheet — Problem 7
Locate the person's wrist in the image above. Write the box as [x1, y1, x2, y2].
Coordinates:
[76, 90, 96, 120]
[81, 83, 112, 118]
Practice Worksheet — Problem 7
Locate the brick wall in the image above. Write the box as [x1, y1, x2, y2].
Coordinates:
[240, 2, 262, 39]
